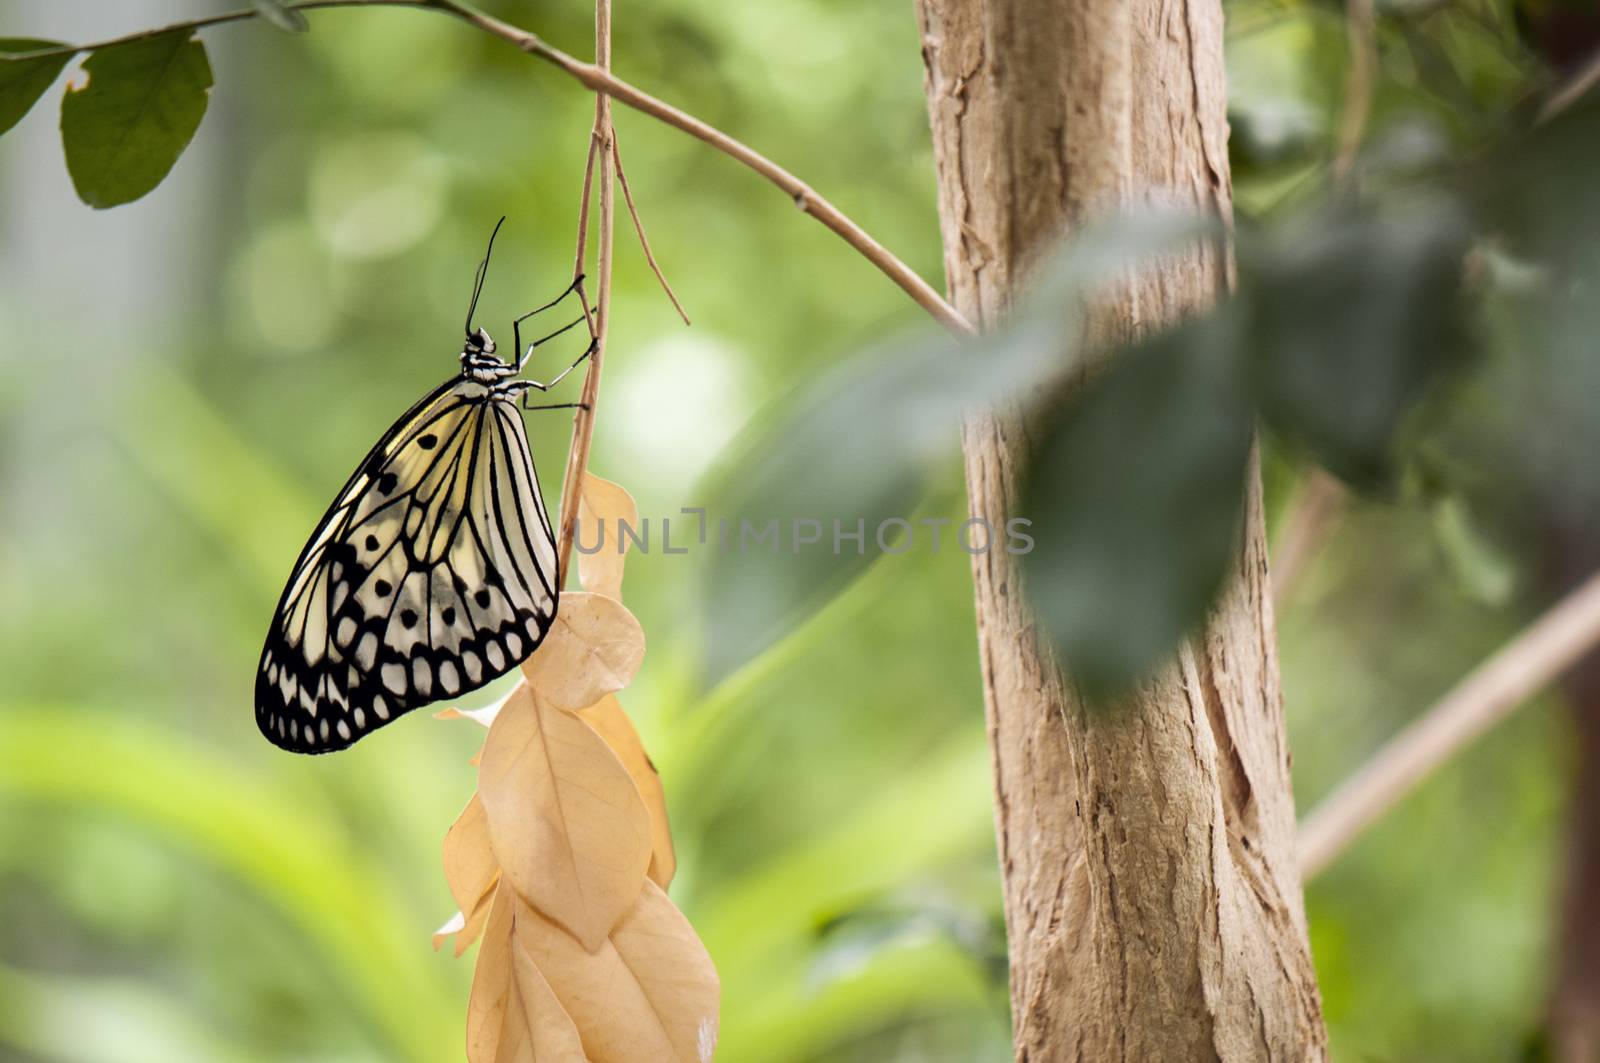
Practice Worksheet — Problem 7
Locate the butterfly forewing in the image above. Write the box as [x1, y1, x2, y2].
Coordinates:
[256, 379, 558, 753]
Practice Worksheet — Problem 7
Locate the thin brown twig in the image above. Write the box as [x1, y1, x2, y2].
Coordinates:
[1271, 469, 1345, 606]
[1332, 0, 1377, 182]
[553, 1, 616, 588]
[566, 129, 602, 372]
[571, 130, 600, 280]
[16, 0, 971, 337]
[1538, 47, 1600, 125]
[438, 0, 969, 334]
[1299, 568, 1600, 879]
[0, 0, 386, 56]
[612, 129, 690, 326]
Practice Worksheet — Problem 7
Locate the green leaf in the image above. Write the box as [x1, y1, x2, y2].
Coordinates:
[1021, 315, 1254, 697]
[1241, 199, 1475, 486]
[1480, 104, 1600, 269]
[252, 0, 311, 34]
[700, 331, 959, 687]
[699, 210, 1218, 685]
[60, 31, 213, 209]
[1471, 106, 1600, 529]
[0, 39, 72, 136]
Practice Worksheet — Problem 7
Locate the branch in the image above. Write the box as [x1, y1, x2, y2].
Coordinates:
[612, 128, 690, 326]
[1538, 46, 1600, 125]
[1271, 469, 1345, 606]
[8, 0, 435, 57]
[435, 0, 971, 335]
[25, 0, 973, 337]
[1299, 568, 1600, 879]
[1331, 0, 1376, 182]
[553, 2, 616, 588]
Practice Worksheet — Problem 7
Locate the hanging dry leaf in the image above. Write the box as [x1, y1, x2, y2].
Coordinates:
[466, 886, 515, 1060]
[440, 688, 674, 889]
[434, 883, 498, 956]
[432, 909, 467, 951]
[609, 882, 720, 1062]
[435, 698, 507, 728]
[443, 794, 498, 915]
[436, 793, 503, 955]
[520, 592, 646, 710]
[577, 473, 640, 602]
[478, 683, 651, 951]
[446, 465, 714, 1061]
[513, 883, 719, 1063]
[467, 885, 587, 1063]
[507, 932, 590, 1062]
[579, 695, 676, 888]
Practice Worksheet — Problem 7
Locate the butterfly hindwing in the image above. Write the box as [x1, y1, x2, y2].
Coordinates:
[255, 379, 559, 753]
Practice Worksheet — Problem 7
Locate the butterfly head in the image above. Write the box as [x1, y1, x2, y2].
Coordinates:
[461, 327, 512, 382]
[465, 327, 496, 357]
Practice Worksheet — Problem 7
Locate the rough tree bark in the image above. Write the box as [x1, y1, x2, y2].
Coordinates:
[914, 1, 1328, 1058]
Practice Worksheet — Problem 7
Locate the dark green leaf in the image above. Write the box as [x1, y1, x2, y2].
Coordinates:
[1479, 104, 1600, 269]
[700, 332, 958, 686]
[1021, 315, 1254, 697]
[1241, 199, 1475, 486]
[699, 210, 1220, 684]
[252, 0, 311, 34]
[0, 39, 71, 137]
[60, 32, 213, 209]
[1468, 107, 1600, 528]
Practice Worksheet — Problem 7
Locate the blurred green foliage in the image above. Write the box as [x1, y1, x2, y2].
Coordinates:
[0, 1, 1592, 1061]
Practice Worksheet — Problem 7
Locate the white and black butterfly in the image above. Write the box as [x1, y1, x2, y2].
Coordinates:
[256, 220, 594, 754]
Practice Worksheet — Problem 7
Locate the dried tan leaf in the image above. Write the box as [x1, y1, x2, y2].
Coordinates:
[577, 474, 639, 602]
[610, 882, 720, 1062]
[432, 909, 467, 952]
[467, 885, 587, 1063]
[478, 683, 651, 951]
[466, 886, 515, 1062]
[457, 466, 713, 1060]
[508, 934, 589, 1062]
[447, 880, 499, 956]
[435, 697, 508, 729]
[512, 882, 719, 1063]
[579, 695, 676, 888]
[433, 877, 499, 956]
[443, 794, 499, 916]
[436, 794, 502, 954]
[521, 592, 646, 711]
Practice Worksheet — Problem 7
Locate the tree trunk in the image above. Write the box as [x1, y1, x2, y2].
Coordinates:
[1551, 652, 1600, 1062]
[1542, 530, 1600, 1062]
[914, 1, 1328, 1058]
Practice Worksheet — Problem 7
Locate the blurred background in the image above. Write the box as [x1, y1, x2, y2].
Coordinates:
[0, 0, 1595, 1060]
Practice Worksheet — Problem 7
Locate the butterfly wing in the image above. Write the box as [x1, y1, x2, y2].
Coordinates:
[256, 380, 559, 753]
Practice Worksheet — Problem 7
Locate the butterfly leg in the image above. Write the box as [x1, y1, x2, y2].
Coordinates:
[508, 335, 598, 396]
[521, 401, 591, 412]
[513, 274, 592, 370]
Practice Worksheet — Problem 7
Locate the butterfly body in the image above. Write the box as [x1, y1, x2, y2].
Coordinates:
[256, 224, 594, 754]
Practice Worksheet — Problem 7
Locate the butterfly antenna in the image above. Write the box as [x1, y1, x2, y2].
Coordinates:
[465, 216, 507, 335]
